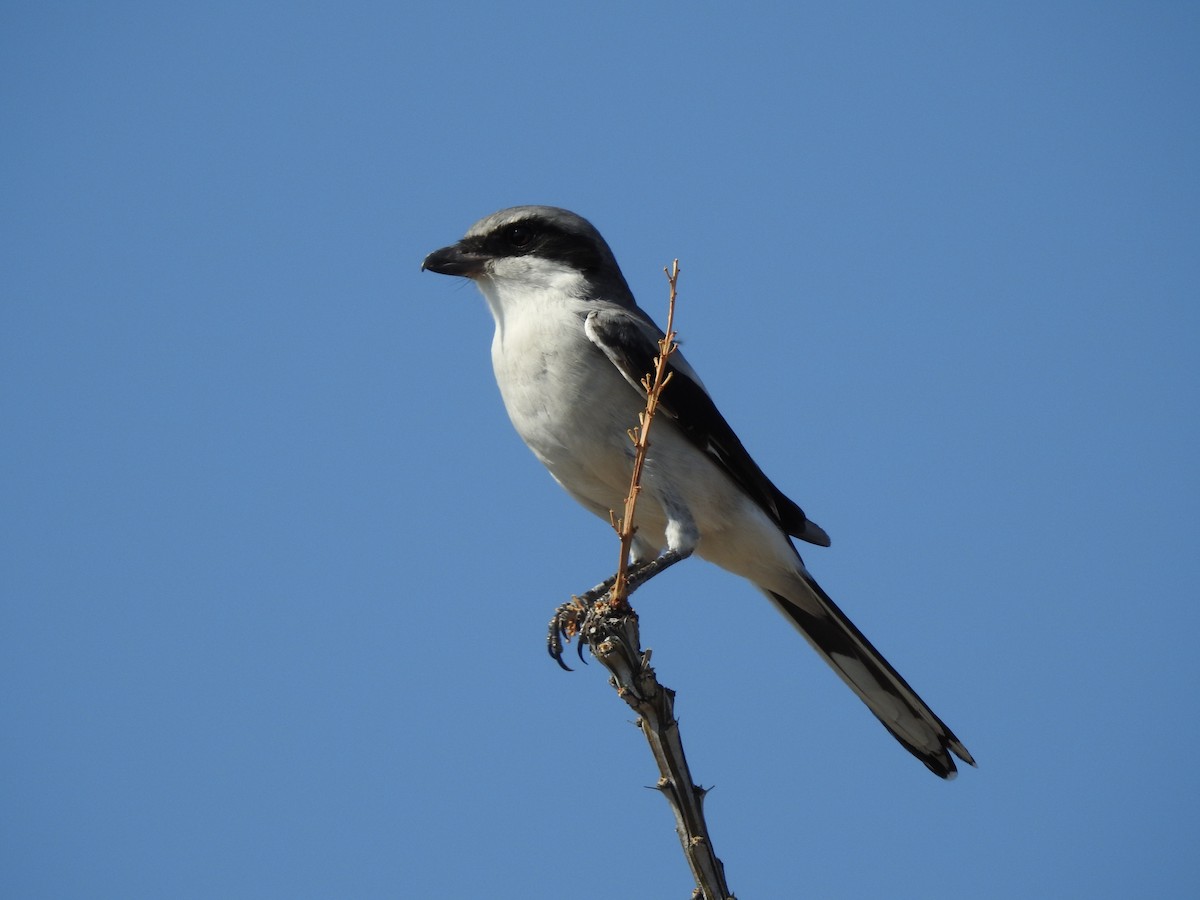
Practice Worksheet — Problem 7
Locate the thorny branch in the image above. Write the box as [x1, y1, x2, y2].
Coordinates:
[564, 262, 735, 900]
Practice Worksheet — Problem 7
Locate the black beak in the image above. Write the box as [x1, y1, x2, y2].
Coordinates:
[421, 243, 486, 277]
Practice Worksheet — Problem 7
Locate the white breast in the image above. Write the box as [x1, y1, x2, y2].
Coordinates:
[477, 270, 643, 515]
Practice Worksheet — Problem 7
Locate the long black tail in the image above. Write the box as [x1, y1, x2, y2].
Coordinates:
[763, 574, 974, 778]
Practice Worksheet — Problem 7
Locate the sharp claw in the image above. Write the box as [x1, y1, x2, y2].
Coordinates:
[548, 613, 576, 672]
[547, 632, 569, 671]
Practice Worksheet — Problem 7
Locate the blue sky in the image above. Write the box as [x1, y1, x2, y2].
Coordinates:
[3, 2, 1198, 897]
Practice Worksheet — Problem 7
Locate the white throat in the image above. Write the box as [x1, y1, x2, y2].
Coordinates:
[474, 256, 590, 334]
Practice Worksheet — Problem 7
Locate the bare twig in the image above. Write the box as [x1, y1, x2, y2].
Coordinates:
[609, 260, 678, 607]
[574, 261, 735, 900]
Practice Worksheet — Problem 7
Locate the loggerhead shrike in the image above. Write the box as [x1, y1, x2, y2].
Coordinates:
[422, 206, 974, 779]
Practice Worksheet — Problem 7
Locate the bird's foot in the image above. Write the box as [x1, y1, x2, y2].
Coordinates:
[547, 591, 643, 672]
[547, 550, 692, 670]
[547, 573, 620, 670]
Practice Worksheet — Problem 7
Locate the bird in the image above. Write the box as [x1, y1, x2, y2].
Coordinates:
[421, 205, 974, 778]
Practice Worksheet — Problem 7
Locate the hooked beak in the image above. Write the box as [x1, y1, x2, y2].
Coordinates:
[421, 243, 487, 278]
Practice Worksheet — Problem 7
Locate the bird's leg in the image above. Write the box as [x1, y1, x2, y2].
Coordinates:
[547, 547, 693, 670]
[625, 546, 691, 593]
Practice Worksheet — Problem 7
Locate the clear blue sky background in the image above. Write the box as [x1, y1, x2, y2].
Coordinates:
[4, 3, 1197, 898]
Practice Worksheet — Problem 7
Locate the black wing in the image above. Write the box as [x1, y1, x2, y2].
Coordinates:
[584, 308, 830, 547]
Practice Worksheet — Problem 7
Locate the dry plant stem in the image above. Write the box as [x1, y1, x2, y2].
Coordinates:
[609, 261, 678, 608]
[583, 261, 735, 900]
[587, 610, 735, 900]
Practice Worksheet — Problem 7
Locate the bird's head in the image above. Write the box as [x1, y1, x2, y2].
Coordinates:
[421, 206, 634, 308]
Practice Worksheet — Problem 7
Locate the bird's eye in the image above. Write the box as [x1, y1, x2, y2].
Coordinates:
[507, 225, 533, 249]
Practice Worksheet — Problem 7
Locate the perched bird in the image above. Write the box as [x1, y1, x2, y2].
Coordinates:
[422, 206, 974, 778]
